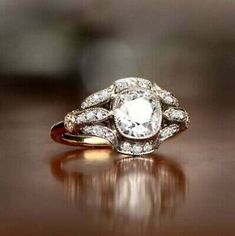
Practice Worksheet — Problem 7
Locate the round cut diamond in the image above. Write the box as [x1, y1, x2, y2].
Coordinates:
[143, 143, 152, 152]
[132, 144, 142, 154]
[113, 88, 162, 139]
[121, 142, 132, 152]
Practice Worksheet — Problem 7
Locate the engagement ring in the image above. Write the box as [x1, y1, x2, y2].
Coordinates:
[51, 77, 190, 155]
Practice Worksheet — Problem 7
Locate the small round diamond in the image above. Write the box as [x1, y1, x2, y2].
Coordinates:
[76, 116, 82, 123]
[96, 111, 104, 119]
[121, 142, 132, 152]
[132, 144, 142, 154]
[85, 112, 95, 121]
[164, 108, 188, 122]
[143, 143, 152, 152]
[95, 127, 103, 136]
[64, 112, 77, 132]
[137, 78, 152, 88]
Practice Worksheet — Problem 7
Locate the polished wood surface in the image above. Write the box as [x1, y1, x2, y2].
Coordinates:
[0, 81, 234, 236]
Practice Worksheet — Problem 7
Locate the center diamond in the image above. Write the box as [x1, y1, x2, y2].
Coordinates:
[113, 88, 162, 139]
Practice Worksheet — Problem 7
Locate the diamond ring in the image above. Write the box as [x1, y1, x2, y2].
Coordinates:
[51, 77, 190, 155]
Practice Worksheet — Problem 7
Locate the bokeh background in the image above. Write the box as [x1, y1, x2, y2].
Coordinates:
[0, 1, 235, 236]
[1, 0, 234, 98]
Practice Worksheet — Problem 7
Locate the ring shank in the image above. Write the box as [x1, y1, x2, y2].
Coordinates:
[50, 122, 111, 147]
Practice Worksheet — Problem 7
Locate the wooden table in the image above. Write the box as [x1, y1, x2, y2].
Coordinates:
[1, 80, 234, 236]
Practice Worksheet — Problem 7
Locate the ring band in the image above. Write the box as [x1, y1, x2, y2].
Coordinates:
[51, 77, 190, 155]
[51, 121, 111, 147]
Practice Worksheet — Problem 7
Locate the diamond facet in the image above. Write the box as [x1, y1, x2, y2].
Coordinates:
[113, 88, 162, 139]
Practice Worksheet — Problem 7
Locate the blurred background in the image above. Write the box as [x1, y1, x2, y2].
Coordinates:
[0, 0, 234, 98]
[0, 1, 235, 236]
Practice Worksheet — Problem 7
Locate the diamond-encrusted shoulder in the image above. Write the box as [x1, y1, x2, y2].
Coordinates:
[163, 107, 189, 123]
[81, 86, 114, 109]
[64, 110, 80, 133]
[136, 78, 152, 88]
[153, 84, 179, 106]
[159, 124, 180, 143]
[114, 77, 152, 93]
[81, 125, 118, 146]
[76, 108, 111, 124]
[64, 108, 111, 133]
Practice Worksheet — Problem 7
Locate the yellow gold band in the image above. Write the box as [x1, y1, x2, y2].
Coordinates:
[50, 121, 111, 147]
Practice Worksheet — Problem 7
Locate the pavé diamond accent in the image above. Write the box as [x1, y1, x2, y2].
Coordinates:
[163, 107, 188, 122]
[159, 124, 180, 142]
[76, 108, 110, 124]
[114, 78, 137, 93]
[132, 144, 142, 154]
[143, 142, 152, 152]
[154, 84, 179, 106]
[118, 141, 155, 155]
[82, 125, 117, 146]
[114, 77, 152, 93]
[64, 108, 110, 132]
[64, 110, 79, 133]
[113, 88, 162, 139]
[136, 78, 152, 88]
[81, 86, 113, 109]
[121, 142, 132, 153]
[158, 90, 179, 106]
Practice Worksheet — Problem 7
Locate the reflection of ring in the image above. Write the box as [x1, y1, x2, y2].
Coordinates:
[51, 77, 190, 155]
[50, 149, 186, 220]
